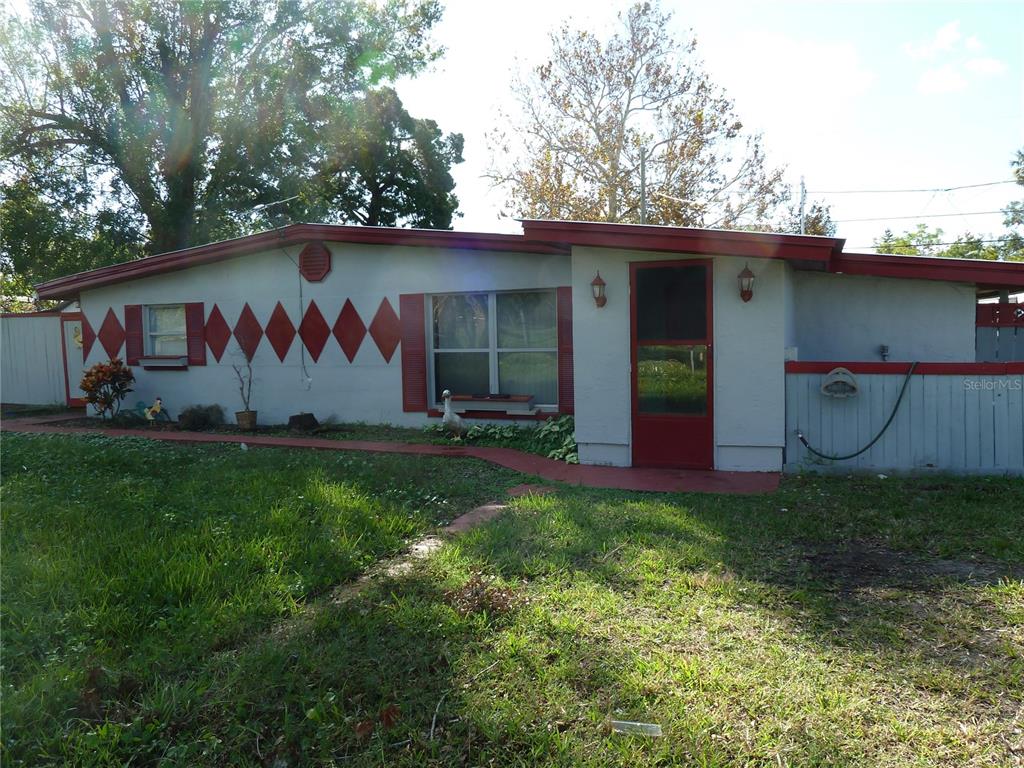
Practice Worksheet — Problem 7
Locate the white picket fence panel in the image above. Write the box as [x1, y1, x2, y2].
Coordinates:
[785, 371, 1024, 474]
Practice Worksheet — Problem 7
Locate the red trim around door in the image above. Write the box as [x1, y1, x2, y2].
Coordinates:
[59, 312, 87, 407]
[630, 259, 714, 469]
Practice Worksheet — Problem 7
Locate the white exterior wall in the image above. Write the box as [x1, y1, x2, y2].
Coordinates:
[70, 236, 987, 473]
[1, 315, 66, 405]
[80, 244, 569, 425]
[791, 271, 976, 362]
[570, 247, 787, 471]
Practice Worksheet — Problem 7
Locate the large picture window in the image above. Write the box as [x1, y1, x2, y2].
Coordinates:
[145, 304, 187, 356]
[430, 290, 558, 407]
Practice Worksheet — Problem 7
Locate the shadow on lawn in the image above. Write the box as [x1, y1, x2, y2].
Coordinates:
[451, 483, 1023, 680]
[117, 478, 1022, 766]
[167, 475, 1023, 766]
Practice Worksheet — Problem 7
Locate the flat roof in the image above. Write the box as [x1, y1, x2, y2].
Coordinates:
[34, 220, 1024, 299]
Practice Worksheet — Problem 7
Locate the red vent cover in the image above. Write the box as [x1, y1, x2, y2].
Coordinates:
[299, 241, 331, 282]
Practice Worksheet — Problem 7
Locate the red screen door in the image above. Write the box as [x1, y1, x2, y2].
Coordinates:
[630, 260, 713, 469]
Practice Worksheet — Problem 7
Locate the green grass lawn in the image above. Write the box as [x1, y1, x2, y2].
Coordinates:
[2, 432, 1022, 767]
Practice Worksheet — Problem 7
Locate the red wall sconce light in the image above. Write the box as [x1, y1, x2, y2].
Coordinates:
[591, 271, 607, 307]
[738, 264, 755, 303]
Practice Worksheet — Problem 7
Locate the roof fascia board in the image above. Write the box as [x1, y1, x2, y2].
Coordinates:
[831, 252, 1024, 289]
[36, 224, 569, 299]
[520, 219, 842, 263]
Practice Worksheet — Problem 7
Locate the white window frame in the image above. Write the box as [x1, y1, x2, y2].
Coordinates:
[427, 289, 559, 409]
[144, 303, 187, 357]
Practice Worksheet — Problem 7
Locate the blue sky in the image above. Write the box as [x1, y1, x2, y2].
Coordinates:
[397, 0, 1024, 250]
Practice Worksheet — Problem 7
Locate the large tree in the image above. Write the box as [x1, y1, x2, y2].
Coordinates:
[302, 87, 464, 229]
[0, 163, 146, 310]
[488, 1, 788, 229]
[0, 0, 462, 265]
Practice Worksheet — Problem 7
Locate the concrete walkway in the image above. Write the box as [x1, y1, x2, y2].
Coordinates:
[2, 415, 779, 495]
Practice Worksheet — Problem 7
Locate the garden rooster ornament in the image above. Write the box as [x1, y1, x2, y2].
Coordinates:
[144, 397, 164, 421]
[441, 389, 465, 438]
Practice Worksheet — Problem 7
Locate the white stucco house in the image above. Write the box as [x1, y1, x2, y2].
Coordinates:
[31, 220, 1024, 474]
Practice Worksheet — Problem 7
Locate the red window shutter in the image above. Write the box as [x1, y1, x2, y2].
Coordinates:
[399, 294, 427, 412]
[124, 305, 143, 365]
[556, 287, 574, 415]
[185, 302, 206, 365]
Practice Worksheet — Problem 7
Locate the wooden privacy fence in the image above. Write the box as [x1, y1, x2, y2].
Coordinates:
[785, 362, 1024, 475]
[1, 311, 85, 407]
[976, 303, 1024, 362]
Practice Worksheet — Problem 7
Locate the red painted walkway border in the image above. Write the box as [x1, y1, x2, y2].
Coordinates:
[1, 417, 779, 495]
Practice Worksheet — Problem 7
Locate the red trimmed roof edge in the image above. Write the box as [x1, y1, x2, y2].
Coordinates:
[520, 218, 846, 263]
[35, 223, 570, 300]
[831, 251, 1024, 289]
[35, 220, 1024, 300]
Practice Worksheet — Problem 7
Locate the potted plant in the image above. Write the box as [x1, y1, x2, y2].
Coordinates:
[232, 357, 257, 430]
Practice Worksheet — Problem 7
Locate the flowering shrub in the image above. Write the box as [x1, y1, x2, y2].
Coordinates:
[80, 359, 135, 418]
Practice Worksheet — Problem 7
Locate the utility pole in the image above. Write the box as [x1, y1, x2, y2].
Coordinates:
[640, 148, 647, 225]
[799, 175, 807, 234]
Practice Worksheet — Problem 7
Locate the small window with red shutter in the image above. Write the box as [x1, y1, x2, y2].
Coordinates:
[127, 302, 206, 368]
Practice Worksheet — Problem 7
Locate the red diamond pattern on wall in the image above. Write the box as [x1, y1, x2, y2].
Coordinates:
[264, 302, 296, 362]
[298, 301, 330, 362]
[333, 299, 366, 363]
[81, 313, 96, 360]
[368, 298, 401, 363]
[233, 303, 264, 361]
[97, 308, 126, 359]
[205, 304, 232, 362]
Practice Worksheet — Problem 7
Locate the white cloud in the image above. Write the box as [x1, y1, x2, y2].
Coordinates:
[965, 57, 1006, 76]
[918, 65, 969, 94]
[904, 20, 961, 60]
[906, 24, 1005, 95]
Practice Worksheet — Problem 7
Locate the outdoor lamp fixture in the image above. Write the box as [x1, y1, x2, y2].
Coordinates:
[591, 271, 607, 307]
[738, 264, 755, 303]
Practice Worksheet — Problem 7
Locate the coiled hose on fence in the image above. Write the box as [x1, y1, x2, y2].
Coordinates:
[796, 362, 918, 461]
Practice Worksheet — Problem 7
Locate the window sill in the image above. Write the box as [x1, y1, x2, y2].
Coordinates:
[449, 394, 536, 414]
[427, 408, 557, 421]
[140, 356, 188, 370]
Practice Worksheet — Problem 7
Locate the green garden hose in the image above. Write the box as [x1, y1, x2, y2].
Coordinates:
[795, 362, 919, 462]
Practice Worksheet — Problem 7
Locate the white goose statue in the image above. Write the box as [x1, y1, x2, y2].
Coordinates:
[441, 389, 465, 438]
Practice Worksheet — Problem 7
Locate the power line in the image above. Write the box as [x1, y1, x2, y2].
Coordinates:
[848, 238, 1011, 249]
[834, 210, 1005, 223]
[810, 180, 1016, 195]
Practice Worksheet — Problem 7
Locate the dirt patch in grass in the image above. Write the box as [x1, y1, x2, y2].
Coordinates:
[798, 539, 1022, 593]
[444, 573, 522, 617]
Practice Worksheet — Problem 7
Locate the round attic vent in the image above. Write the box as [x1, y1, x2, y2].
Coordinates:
[821, 367, 859, 398]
